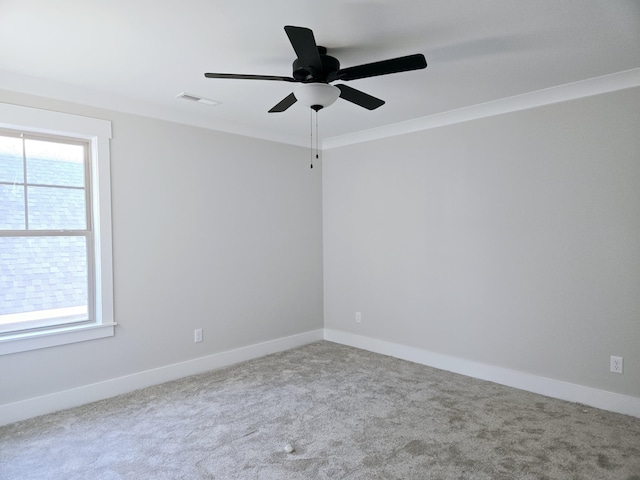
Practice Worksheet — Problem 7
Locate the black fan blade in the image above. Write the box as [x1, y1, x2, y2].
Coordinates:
[204, 73, 296, 82]
[336, 84, 385, 110]
[284, 26, 322, 71]
[268, 92, 297, 113]
[337, 54, 427, 81]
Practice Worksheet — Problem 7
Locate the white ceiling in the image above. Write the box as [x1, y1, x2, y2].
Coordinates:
[1, 0, 639, 146]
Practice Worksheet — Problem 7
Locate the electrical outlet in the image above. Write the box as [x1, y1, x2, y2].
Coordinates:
[355, 312, 362, 323]
[194, 328, 203, 343]
[610, 355, 623, 374]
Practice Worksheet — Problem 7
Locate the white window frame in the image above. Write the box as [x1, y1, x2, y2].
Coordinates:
[0, 103, 115, 355]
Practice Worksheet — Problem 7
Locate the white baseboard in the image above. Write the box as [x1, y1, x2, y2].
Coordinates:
[324, 329, 640, 419]
[4, 328, 637, 426]
[0, 329, 324, 426]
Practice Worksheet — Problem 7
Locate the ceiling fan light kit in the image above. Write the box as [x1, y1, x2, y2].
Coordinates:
[294, 83, 340, 111]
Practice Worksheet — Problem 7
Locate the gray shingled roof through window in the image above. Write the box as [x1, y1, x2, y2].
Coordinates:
[1, 150, 88, 316]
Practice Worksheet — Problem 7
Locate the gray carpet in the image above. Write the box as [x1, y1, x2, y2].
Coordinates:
[1, 341, 639, 479]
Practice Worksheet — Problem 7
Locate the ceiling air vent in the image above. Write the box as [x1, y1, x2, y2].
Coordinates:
[176, 92, 220, 106]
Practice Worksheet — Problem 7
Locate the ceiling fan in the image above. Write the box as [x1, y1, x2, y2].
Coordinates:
[204, 25, 427, 113]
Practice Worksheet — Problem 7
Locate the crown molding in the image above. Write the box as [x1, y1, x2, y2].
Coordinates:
[0, 70, 308, 147]
[2, 68, 639, 150]
[323, 68, 640, 150]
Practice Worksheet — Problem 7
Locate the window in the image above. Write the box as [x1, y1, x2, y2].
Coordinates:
[0, 103, 114, 355]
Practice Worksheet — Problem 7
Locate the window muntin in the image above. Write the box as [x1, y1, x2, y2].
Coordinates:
[0, 130, 95, 335]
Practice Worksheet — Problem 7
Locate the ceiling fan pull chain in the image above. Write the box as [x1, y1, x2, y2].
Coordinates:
[310, 108, 314, 169]
[315, 109, 320, 166]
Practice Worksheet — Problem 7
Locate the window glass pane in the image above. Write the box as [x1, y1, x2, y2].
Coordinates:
[28, 186, 86, 230]
[0, 135, 24, 183]
[25, 139, 85, 187]
[0, 236, 88, 325]
[0, 184, 25, 230]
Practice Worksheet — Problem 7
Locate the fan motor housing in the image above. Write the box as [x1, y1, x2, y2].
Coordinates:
[293, 51, 340, 83]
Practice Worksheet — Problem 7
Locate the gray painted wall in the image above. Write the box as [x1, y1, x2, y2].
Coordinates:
[323, 87, 640, 397]
[2, 85, 638, 409]
[0, 91, 324, 404]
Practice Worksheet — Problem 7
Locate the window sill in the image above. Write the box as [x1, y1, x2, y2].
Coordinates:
[0, 322, 116, 355]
